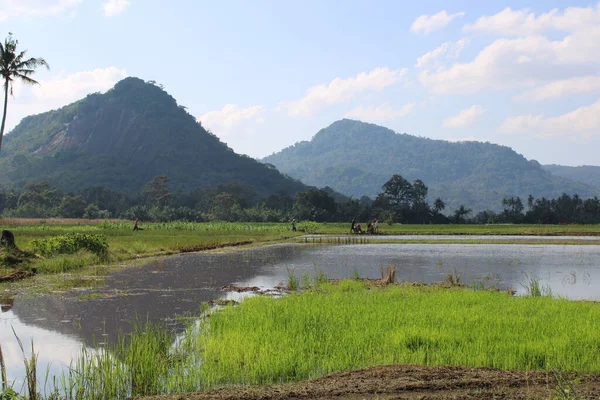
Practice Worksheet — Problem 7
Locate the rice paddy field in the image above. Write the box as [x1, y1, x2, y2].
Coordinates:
[1, 219, 599, 293]
[2, 219, 600, 399]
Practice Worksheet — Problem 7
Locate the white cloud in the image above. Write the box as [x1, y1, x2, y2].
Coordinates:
[410, 10, 465, 35]
[498, 98, 600, 140]
[514, 76, 600, 102]
[103, 0, 130, 17]
[0, 0, 81, 21]
[199, 104, 264, 135]
[280, 67, 407, 117]
[416, 38, 469, 68]
[344, 102, 415, 122]
[6, 67, 127, 132]
[420, 4, 600, 95]
[442, 105, 485, 128]
[464, 4, 600, 36]
[419, 32, 600, 94]
[31, 67, 128, 101]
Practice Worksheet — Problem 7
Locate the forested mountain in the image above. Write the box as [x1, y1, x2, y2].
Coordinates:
[263, 119, 597, 211]
[0, 77, 305, 195]
[543, 165, 600, 191]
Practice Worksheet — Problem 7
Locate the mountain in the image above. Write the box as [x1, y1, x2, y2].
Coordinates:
[263, 119, 598, 211]
[543, 165, 600, 192]
[0, 77, 305, 195]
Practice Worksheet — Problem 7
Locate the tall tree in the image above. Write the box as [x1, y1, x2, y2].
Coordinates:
[142, 175, 172, 206]
[381, 174, 413, 207]
[0, 33, 49, 152]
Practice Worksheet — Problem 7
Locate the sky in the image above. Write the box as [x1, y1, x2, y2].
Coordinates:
[2, 0, 600, 166]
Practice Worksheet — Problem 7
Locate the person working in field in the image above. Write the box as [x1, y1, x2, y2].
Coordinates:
[133, 218, 144, 231]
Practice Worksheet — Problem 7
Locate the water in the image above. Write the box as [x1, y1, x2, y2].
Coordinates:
[304, 234, 600, 241]
[2, 239, 600, 391]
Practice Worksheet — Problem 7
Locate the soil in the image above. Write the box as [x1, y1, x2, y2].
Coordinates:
[137, 364, 600, 400]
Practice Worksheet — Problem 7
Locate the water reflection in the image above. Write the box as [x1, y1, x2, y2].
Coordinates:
[0, 308, 84, 393]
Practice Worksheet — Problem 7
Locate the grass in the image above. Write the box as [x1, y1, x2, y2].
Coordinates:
[521, 275, 553, 297]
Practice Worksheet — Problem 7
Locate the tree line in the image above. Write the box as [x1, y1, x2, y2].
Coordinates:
[473, 194, 600, 224]
[0, 174, 598, 224]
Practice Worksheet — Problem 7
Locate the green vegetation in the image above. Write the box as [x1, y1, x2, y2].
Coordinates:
[263, 119, 598, 212]
[6, 281, 600, 399]
[194, 282, 600, 386]
[31, 233, 108, 258]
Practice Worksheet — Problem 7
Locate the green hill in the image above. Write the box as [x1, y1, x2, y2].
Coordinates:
[543, 165, 600, 192]
[0, 77, 305, 195]
[263, 119, 597, 211]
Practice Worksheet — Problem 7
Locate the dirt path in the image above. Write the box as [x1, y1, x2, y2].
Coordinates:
[138, 364, 600, 400]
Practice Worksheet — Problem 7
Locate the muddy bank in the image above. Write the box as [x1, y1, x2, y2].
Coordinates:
[137, 364, 600, 400]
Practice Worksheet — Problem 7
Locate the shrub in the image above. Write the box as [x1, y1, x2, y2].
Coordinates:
[32, 233, 108, 258]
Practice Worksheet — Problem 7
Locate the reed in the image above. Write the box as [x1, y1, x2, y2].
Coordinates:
[0, 343, 7, 391]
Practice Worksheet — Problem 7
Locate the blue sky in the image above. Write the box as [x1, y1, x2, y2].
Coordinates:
[2, 0, 600, 166]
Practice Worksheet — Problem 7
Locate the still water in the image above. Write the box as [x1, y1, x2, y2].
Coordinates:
[2, 240, 599, 390]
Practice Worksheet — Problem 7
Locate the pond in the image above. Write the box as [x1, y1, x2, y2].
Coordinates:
[2, 239, 600, 392]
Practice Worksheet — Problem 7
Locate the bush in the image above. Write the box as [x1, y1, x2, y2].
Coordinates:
[32, 233, 108, 257]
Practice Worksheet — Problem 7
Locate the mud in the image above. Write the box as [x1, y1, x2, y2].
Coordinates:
[220, 285, 261, 292]
[137, 364, 600, 400]
[177, 240, 254, 253]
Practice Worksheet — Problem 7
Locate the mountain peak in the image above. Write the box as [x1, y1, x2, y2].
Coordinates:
[0, 78, 305, 195]
[263, 120, 597, 211]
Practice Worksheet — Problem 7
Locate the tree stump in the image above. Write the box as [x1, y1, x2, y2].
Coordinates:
[0, 230, 15, 248]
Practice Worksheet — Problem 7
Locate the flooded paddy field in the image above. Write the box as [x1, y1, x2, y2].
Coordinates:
[2, 237, 600, 393]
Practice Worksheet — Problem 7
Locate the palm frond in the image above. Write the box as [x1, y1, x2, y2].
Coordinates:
[14, 74, 39, 86]
[18, 57, 49, 70]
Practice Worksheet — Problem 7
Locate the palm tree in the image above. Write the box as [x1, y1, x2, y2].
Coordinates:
[432, 197, 446, 214]
[453, 204, 472, 224]
[0, 33, 49, 152]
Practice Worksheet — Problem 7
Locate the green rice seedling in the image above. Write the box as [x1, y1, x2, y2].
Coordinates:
[60, 321, 179, 399]
[352, 270, 361, 281]
[194, 282, 600, 388]
[286, 268, 298, 291]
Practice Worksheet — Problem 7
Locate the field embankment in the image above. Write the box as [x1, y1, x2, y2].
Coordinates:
[139, 364, 600, 400]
